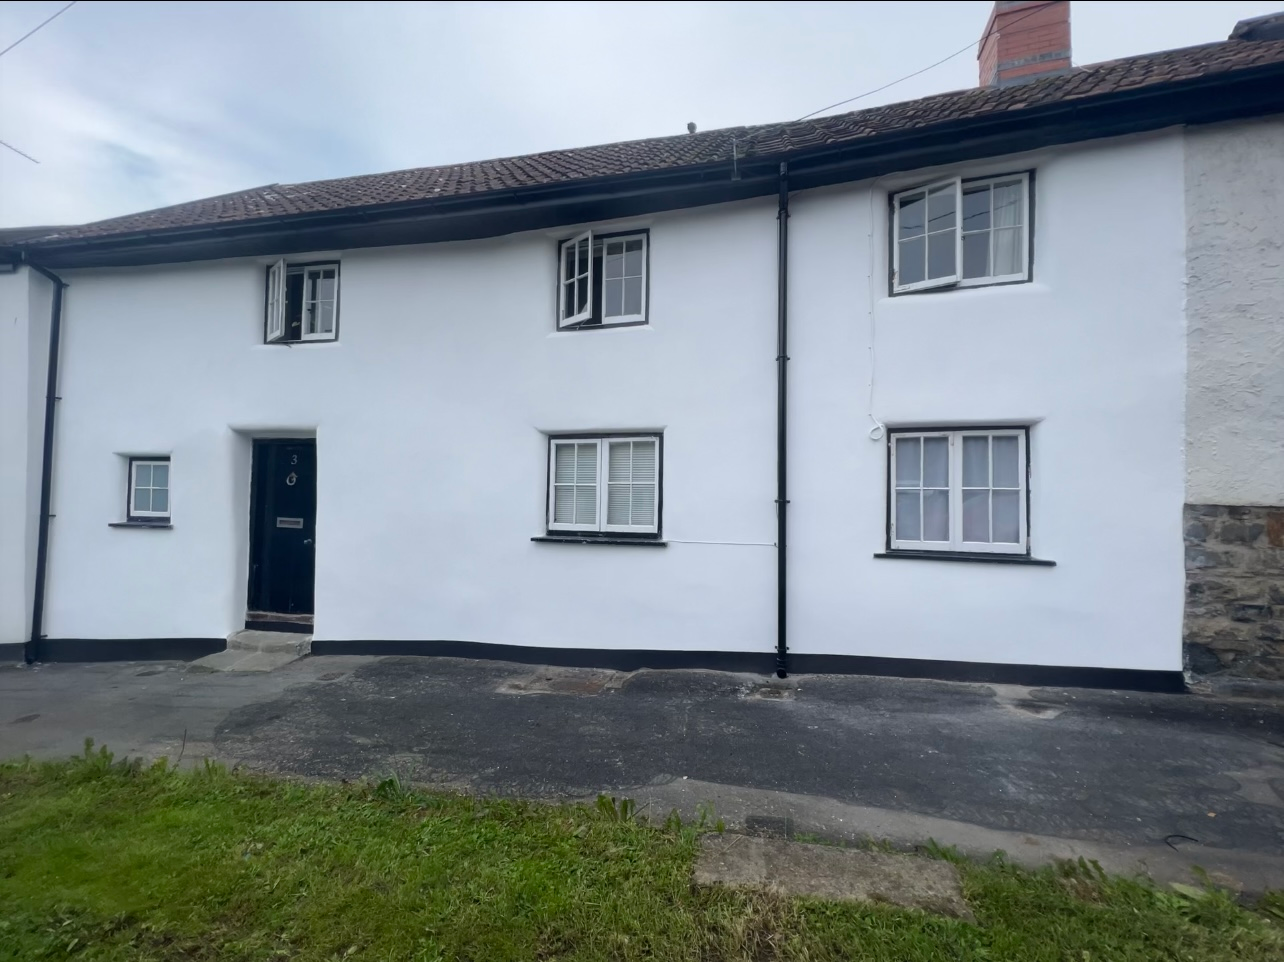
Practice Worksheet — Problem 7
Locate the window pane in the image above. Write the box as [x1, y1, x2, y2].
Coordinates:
[993, 490, 1020, 543]
[316, 301, 335, 334]
[135, 463, 152, 487]
[553, 485, 574, 523]
[604, 245, 624, 279]
[631, 440, 655, 482]
[993, 181, 1023, 227]
[603, 278, 624, 317]
[623, 276, 643, 316]
[576, 236, 590, 267]
[923, 437, 948, 487]
[632, 483, 655, 526]
[151, 489, 169, 514]
[895, 491, 921, 541]
[563, 244, 576, 282]
[993, 227, 1022, 276]
[992, 436, 1020, 488]
[962, 489, 990, 542]
[927, 232, 956, 279]
[315, 276, 336, 303]
[574, 485, 597, 524]
[897, 193, 925, 239]
[134, 487, 151, 512]
[926, 184, 956, 232]
[554, 445, 575, 483]
[962, 436, 989, 487]
[962, 232, 989, 279]
[576, 443, 597, 483]
[898, 237, 925, 286]
[608, 442, 630, 483]
[894, 437, 920, 486]
[607, 483, 630, 525]
[575, 277, 588, 315]
[623, 243, 643, 277]
[152, 463, 168, 488]
[962, 185, 991, 232]
[923, 489, 949, 541]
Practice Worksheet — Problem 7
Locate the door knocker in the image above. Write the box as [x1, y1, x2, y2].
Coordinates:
[285, 472, 298, 486]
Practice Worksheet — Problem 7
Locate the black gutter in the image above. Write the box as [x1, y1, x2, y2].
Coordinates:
[26, 261, 67, 665]
[775, 163, 790, 680]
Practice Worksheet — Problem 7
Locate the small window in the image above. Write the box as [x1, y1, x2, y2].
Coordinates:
[889, 429, 1027, 554]
[547, 436, 660, 535]
[128, 457, 171, 522]
[557, 231, 648, 329]
[892, 173, 1029, 293]
[265, 261, 340, 343]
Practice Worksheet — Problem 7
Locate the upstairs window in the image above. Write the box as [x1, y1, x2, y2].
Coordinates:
[558, 231, 648, 329]
[265, 261, 340, 343]
[547, 435, 660, 536]
[128, 457, 170, 522]
[889, 429, 1028, 554]
[892, 173, 1029, 293]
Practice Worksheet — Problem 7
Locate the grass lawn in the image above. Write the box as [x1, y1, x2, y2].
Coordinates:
[2, 744, 1282, 961]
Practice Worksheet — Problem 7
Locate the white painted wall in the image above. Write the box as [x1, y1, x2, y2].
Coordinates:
[789, 131, 1188, 672]
[0, 268, 51, 648]
[1185, 116, 1284, 507]
[32, 129, 1189, 670]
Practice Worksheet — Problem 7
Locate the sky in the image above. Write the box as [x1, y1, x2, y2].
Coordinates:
[0, 0, 1280, 228]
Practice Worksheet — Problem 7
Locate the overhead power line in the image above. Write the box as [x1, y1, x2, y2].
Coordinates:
[0, 0, 78, 59]
[796, 1, 1058, 121]
[0, 138, 39, 163]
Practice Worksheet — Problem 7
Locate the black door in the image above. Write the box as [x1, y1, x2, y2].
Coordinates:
[248, 439, 316, 615]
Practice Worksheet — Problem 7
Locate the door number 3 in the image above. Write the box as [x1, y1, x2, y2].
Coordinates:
[291, 454, 298, 464]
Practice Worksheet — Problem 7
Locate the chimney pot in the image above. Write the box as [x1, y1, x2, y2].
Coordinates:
[978, 1, 1072, 88]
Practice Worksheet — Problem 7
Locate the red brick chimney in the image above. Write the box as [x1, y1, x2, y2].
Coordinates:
[978, 1, 1072, 87]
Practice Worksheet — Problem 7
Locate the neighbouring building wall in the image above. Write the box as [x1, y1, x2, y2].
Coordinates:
[1183, 115, 1284, 679]
[0, 267, 51, 655]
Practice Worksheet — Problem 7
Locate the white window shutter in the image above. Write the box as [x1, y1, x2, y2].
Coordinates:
[265, 259, 286, 342]
[559, 230, 593, 327]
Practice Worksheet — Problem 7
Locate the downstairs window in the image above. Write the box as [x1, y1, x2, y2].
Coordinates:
[547, 435, 660, 536]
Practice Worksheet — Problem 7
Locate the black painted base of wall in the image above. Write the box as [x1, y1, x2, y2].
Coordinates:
[0, 642, 26, 663]
[34, 638, 225, 662]
[310, 639, 1186, 693]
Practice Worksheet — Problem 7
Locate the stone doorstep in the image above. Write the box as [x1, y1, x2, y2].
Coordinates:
[189, 630, 312, 673]
[695, 834, 971, 919]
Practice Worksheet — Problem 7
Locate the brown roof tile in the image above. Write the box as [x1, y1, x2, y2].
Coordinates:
[23, 37, 1284, 245]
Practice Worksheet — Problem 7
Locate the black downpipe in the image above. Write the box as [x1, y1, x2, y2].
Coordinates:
[26, 262, 67, 665]
[775, 163, 790, 679]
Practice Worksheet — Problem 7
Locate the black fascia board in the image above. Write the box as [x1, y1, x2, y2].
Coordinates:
[13, 61, 1284, 270]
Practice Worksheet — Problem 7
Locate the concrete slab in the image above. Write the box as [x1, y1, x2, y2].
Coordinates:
[695, 834, 970, 918]
[189, 631, 310, 672]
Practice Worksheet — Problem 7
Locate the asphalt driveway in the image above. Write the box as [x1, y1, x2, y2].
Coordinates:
[3, 655, 1284, 890]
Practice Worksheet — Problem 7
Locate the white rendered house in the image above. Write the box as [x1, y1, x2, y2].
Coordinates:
[3, 3, 1283, 687]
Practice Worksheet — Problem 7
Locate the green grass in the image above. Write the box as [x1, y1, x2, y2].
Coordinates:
[1, 743, 1281, 961]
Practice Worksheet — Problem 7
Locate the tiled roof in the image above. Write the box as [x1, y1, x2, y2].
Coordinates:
[22, 37, 1284, 245]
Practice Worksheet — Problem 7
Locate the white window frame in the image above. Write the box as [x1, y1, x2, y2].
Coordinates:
[264, 260, 340, 343]
[891, 172, 1030, 294]
[300, 264, 340, 341]
[547, 435, 660, 536]
[265, 258, 286, 342]
[128, 457, 171, 521]
[557, 230, 648, 329]
[889, 429, 1028, 554]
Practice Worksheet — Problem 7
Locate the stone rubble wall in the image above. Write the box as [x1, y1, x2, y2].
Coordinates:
[1184, 504, 1284, 680]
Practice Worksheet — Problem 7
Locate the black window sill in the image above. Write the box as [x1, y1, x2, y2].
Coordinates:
[532, 536, 666, 547]
[109, 520, 173, 529]
[874, 550, 1055, 566]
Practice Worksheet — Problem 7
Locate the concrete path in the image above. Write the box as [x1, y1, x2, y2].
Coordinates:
[3, 655, 1283, 891]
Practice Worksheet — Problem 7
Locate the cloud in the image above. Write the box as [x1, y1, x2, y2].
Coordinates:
[0, 0, 1279, 228]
